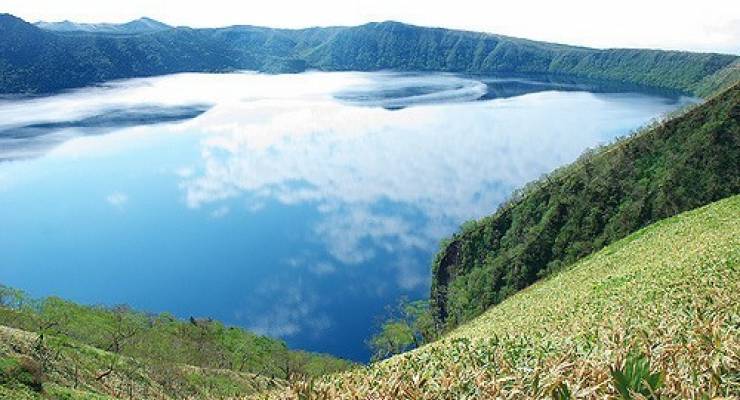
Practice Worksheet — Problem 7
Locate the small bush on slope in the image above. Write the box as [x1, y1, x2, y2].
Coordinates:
[261, 195, 740, 399]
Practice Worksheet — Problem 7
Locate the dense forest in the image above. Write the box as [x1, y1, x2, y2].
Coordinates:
[430, 82, 740, 331]
[1, 14, 737, 95]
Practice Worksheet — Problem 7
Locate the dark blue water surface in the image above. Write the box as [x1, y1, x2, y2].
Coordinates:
[0, 71, 696, 361]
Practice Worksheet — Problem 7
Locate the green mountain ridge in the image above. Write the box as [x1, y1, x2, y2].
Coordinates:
[430, 81, 740, 332]
[0, 13, 737, 95]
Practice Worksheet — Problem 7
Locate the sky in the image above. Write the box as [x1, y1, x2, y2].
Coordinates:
[3, 0, 740, 54]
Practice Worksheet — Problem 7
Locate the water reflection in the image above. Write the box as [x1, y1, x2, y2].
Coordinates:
[0, 71, 365, 161]
[180, 90, 692, 267]
[0, 105, 208, 161]
[0, 71, 695, 361]
[334, 73, 488, 109]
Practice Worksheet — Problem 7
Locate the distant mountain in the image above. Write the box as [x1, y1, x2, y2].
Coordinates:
[0, 14, 738, 95]
[0, 14, 240, 93]
[34, 17, 171, 35]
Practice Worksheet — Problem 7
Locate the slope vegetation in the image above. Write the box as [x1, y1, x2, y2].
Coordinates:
[430, 82, 740, 331]
[267, 194, 740, 399]
[0, 294, 353, 399]
[1, 14, 737, 94]
[0, 324, 276, 400]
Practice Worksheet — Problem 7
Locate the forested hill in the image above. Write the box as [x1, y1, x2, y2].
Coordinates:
[300, 21, 738, 96]
[1, 13, 737, 94]
[430, 82, 740, 331]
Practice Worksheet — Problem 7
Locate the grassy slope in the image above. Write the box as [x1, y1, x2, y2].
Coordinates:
[430, 81, 740, 331]
[0, 325, 282, 400]
[266, 195, 740, 399]
[0, 295, 353, 399]
[0, 299, 352, 380]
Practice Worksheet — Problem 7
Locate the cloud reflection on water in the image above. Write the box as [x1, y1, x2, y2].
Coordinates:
[171, 75, 691, 347]
[0, 71, 693, 359]
[179, 90, 629, 268]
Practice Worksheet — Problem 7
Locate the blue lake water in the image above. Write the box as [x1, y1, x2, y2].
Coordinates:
[0, 71, 696, 361]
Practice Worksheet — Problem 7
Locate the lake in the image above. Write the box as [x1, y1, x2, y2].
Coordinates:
[0, 71, 696, 361]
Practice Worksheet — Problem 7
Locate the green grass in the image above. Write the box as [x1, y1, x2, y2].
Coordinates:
[45, 385, 118, 400]
[0, 382, 118, 400]
[268, 195, 740, 399]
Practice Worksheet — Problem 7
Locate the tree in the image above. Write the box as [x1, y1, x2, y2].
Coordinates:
[368, 321, 416, 362]
[97, 305, 144, 381]
[368, 298, 436, 361]
[29, 298, 70, 351]
[0, 285, 26, 309]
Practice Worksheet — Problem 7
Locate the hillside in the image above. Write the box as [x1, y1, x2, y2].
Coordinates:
[264, 194, 740, 399]
[0, 293, 353, 399]
[1, 14, 737, 94]
[0, 14, 239, 93]
[0, 324, 277, 400]
[430, 81, 740, 331]
[300, 21, 738, 94]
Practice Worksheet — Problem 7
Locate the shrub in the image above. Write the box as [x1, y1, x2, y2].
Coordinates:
[0, 356, 45, 392]
[610, 352, 664, 400]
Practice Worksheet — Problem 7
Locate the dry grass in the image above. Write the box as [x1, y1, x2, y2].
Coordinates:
[259, 195, 740, 399]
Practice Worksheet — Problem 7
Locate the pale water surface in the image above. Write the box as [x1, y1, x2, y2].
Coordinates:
[0, 71, 695, 360]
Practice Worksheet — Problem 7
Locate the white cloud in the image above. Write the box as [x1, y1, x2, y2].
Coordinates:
[395, 257, 429, 291]
[4, 0, 739, 54]
[175, 166, 194, 178]
[282, 256, 336, 275]
[209, 205, 229, 218]
[313, 208, 430, 265]
[309, 262, 337, 276]
[246, 201, 265, 213]
[105, 192, 128, 208]
[246, 278, 332, 338]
